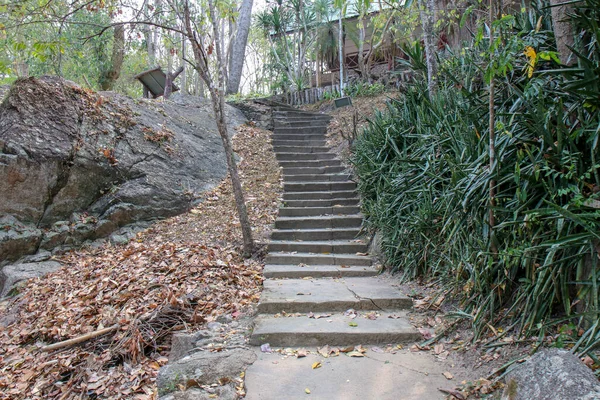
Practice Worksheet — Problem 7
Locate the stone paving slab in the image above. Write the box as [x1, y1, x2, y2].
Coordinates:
[245, 348, 465, 400]
[267, 240, 367, 253]
[257, 277, 413, 313]
[263, 264, 378, 279]
[270, 228, 361, 241]
[265, 252, 372, 266]
[250, 311, 419, 346]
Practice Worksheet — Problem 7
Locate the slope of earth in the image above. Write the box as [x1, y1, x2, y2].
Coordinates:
[0, 123, 281, 400]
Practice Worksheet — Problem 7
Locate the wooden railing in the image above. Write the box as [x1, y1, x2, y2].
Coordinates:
[283, 85, 341, 106]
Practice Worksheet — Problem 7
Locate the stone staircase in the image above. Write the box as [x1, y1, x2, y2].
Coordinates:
[249, 107, 419, 347]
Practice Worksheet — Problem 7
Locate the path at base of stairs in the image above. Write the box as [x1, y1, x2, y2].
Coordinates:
[245, 347, 465, 400]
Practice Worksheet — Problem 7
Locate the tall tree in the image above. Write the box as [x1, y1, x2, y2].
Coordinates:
[549, 0, 575, 65]
[99, 25, 125, 90]
[419, 0, 437, 94]
[226, 0, 254, 94]
[182, 0, 255, 255]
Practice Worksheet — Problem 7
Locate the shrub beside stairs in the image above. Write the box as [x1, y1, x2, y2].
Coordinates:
[249, 107, 420, 347]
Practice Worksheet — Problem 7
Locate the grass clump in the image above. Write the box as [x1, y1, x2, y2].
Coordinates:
[352, 0, 600, 360]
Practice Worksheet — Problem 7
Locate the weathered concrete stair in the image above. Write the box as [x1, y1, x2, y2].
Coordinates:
[251, 107, 418, 347]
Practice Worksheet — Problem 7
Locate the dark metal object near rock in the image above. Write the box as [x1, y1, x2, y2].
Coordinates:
[505, 348, 600, 400]
[135, 67, 180, 98]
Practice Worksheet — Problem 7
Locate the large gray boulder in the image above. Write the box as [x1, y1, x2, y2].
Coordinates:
[0, 76, 245, 262]
[0, 260, 61, 297]
[505, 348, 600, 400]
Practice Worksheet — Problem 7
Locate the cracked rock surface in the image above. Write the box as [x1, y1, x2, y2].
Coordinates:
[0, 76, 245, 267]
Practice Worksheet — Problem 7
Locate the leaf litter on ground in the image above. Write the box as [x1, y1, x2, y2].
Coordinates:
[0, 124, 282, 400]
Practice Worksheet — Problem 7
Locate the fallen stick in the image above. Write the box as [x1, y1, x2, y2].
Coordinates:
[42, 324, 120, 352]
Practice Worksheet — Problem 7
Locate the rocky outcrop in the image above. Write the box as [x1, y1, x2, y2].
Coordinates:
[505, 348, 600, 400]
[0, 76, 246, 264]
[0, 260, 61, 297]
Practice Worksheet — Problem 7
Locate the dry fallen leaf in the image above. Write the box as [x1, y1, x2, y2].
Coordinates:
[438, 388, 465, 400]
[296, 349, 308, 358]
[312, 362, 322, 369]
[442, 371, 454, 380]
[347, 351, 365, 357]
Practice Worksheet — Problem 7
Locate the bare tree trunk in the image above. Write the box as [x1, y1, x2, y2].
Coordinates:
[419, 0, 437, 94]
[357, 16, 368, 81]
[184, 0, 255, 256]
[550, 0, 575, 65]
[180, 29, 187, 94]
[226, 0, 254, 94]
[338, 12, 345, 95]
[99, 25, 125, 91]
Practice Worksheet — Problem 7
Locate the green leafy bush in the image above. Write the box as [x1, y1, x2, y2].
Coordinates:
[352, 0, 600, 358]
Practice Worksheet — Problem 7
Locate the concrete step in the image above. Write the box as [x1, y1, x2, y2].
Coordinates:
[279, 159, 342, 168]
[283, 190, 357, 200]
[274, 120, 329, 128]
[275, 215, 362, 230]
[265, 252, 371, 266]
[271, 139, 327, 147]
[283, 181, 356, 192]
[268, 240, 368, 254]
[274, 127, 328, 135]
[278, 205, 361, 217]
[282, 166, 346, 175]
[272, 134, 326, 141]
[283, 198, 360, 208]
[274, 110, 331, 119]
[263, 264, 378, 279]
[256, 277, 413, 314]
[273, 146, 330, 154]
[283, 174, 351, 182]
[276, 152, 336, 161]
[270, 228, 361, 241]
[249, 311, 419, 346]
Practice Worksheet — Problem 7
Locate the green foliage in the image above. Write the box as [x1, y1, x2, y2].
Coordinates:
[352, 0, 600, 355]
[345, 81, 386, 97]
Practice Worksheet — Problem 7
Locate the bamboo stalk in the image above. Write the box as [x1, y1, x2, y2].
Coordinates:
[42, 325, 119, 352]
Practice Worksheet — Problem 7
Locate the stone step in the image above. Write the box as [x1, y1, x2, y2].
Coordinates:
[283, 190, 357, 200]
[271, 139, 327, 147]
[274, 110, 331, 119]
[279, 159, 341, 168]
[274, 127, 328, 135]
[283, 198, 360, 208]
[270, 228, 361, 241]
[274, 120, 329, 128]
[256, 277, 413, 314]
[282, 166, 346, 175]
[265, 252, 371, 266]
[278, 206, 360, 217]
[272, 134, 326, 141]
[263, 264, 378, 279]
[275, 215, 362, 230]
[283, 174, 351, 182]
[273, 146, 330, 154]
[249, 311, 419, 346]
[276, 152, 336, 161]
[283, 181, 356, 192]
[268, 240, 368, 254]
